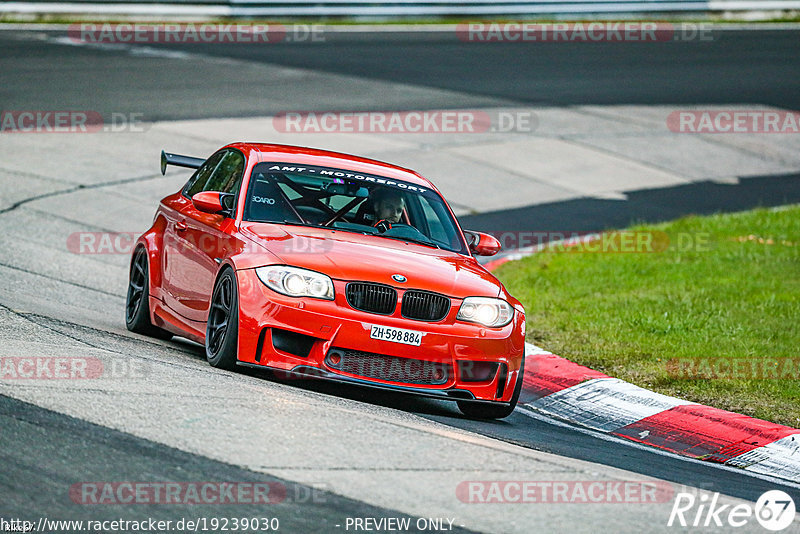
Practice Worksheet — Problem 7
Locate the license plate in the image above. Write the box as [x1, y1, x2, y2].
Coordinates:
[370, 325, 423, 346]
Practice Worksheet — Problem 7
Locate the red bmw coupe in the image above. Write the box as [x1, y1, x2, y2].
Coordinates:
[126, 143, 526, 418]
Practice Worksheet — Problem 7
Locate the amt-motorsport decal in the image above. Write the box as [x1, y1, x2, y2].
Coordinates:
[260, 163, 429, 195]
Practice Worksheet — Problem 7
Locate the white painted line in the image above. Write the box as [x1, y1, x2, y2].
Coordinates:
[50, 35, 197, 59]
[525, 377, 694, 432]
[726, 433, 800, 481]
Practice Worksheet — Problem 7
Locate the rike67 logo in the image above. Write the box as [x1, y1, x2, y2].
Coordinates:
[668, 490, 796, 531]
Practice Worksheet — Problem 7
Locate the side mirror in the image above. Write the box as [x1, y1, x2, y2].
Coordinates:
[467, 231, 501, 257]
[192, 191, 224, 214]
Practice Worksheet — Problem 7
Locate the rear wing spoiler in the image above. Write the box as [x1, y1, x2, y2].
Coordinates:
[160, 150, 205, 175]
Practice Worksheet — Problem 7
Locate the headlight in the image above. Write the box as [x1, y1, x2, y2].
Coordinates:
[256, 266, 334, 300]
[457, 297, 514, 327]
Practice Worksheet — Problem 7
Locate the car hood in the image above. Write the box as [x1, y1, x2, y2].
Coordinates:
[240, 223, 502, 299]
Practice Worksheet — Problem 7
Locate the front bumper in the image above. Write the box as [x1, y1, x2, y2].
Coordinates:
[235, 268, 525, 403]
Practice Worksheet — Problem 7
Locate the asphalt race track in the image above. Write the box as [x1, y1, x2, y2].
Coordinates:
[1, 26, 799, 533]
[3, 28, 800, 118]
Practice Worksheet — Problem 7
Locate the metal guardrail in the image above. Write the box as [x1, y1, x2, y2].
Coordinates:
[2, 0, 800, 16]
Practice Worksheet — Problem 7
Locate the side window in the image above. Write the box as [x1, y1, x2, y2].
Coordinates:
[203, 151, 245, 194]
[184, 151, 225, 198]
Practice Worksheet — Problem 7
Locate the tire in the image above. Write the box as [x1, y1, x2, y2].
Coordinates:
[205, 268, 239, 370]
[125, 247, 173, 340]
[458, 355, 525, 419]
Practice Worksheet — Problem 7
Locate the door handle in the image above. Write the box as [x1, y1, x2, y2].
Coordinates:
[175, 221, 188, 232]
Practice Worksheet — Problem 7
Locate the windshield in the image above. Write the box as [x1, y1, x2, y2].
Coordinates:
[243, 162, 469, 255]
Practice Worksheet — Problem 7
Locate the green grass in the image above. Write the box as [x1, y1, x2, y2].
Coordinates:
[497, 206, 800, 427]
